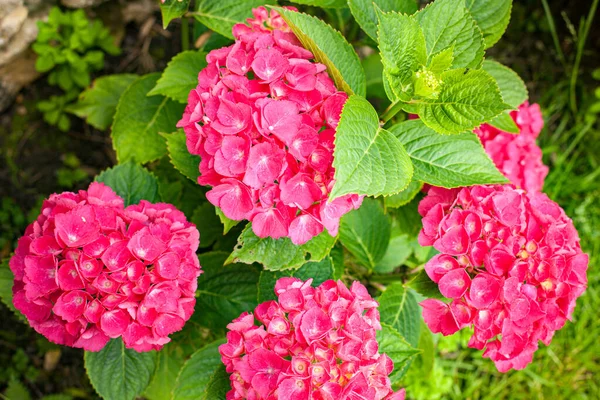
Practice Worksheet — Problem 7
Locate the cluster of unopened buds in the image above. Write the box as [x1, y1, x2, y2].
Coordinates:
[220, 278, 406, 400]
[418, 184, 588, 372]
[10, 182, 201, 352]
[177, 6, 362, 245]
[475, 102, 548, 193]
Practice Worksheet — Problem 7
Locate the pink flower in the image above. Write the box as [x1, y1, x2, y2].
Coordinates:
[418, 185, 588, 372]
[219, 278, 406, 400]
[474, 102, 548, 193]
[177, 6, 363, 245]
[10, 182, 201, 352]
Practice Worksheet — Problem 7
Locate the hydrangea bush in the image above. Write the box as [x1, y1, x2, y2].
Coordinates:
[0, 0, 590, 399]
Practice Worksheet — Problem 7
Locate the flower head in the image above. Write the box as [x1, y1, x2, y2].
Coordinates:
[475, 102, 548, 192]
[10, 182, 201, 352]
[219, 278, 406, 400]
[177, 6, 362, 245]
[418, 185, 588, 372]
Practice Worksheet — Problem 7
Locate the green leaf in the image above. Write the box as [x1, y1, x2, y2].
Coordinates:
[466, 0, 512, 49]
[275, 7, 366, 96]
[66, 74, 137, 130]
[339, 198, 390, 270]
[416, 69, 511, 134]
[348, 0, 418, 41]
[196, 252, 260, 330]
[377, 323, 421, 382]
[257, 257, 334, 302]
[148, 51, 207, 103]
[378, 282, 421, 347]
[391, 119, 508, 187]
[428, 46, 455, 74]
[84, 339, 156, 400]
[482, 59, 528, 108]
[226, 224, 336, 271]
[95, 162, 160, 206]
[144, 344, 188, 400]
[362, 53, 388, 100]
[407, 269, 445, 300]
[488, 111, 519, 134]
[193, 0, 275, 39]
[384, 180, 423, 209]
[4, 378, 31, 400]
[374, 233, 413, 274]
[415, 0, 485, 69]
[330, 95, 413, 199]
[330, 244, 345, 280]
[163, 130, 201, 183]
[377, 10, 426, 101]
[289, 0, 346, 8]
[160, 0, 190, 28]
[0, 257, 26, 322]
[172, 338, 227, 400]
[192, 203, 223, 248]
[215, 208, 240, 235]
[111, 73, 185, 164]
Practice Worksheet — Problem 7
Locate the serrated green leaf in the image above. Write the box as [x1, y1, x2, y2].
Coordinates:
[172, 338, 227, 400]
[378, 282, 421, 347]
[226, 224, 336, 271]
[160, 0, 190, 28]
[384, 180, 423, 209]
[428, 46, 455, 74]
[195, 252, 259, 331]
[374, 234, 413, 274]
[4, 378, 31, 400]
[416, 69, 511, 134]
[391, 119, 508, 187]
[111, 74, 185, 164]
[330, 95, 413, 199]
[0, 257, 26, 322]
[95, 162, 160, 206]
[84, 339, 156, 400]
[482, 59, 528, 108]
[193, 0, 275, 39]
[163, 130, 201, 183]
[148, 51, 207, 103]
[289, 0, 346, 8]
[192, 203, 223, 248]
[339, 198, 390, 270]
[377, 10, 426, 101]
[348, 0, 418, 41]
[275, 7, 366, 96]
[377, 323, 421, 382]
[416, 0, 485, 69]
[488, 111, 519, 134]
[407, 269, 446, 300]
[204, 365, 230, 398]
[330, 244, 345, 280]
[466, 0, 512, 49]
[215, 208, 240, 235]
[66, 74, 137, 130]
[257, 257, 334, 302]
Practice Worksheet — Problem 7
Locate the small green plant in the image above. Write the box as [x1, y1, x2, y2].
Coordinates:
[32, 7, 120, 131]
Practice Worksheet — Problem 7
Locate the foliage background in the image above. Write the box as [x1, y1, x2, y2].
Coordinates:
[0, 0, 598, 398]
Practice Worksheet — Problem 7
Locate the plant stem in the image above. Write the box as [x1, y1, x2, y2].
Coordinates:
[380, 100, 404, 124]
[181, 17, 190, 51]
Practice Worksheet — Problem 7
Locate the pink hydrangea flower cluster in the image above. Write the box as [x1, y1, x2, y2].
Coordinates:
[474, 102, 548, 192]
[219, 278, 406, 400]
[176, 7, 362, 245]
[418, 185, 588, 372]
[9, 182, 201, 352]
